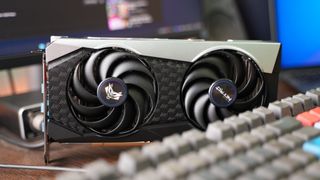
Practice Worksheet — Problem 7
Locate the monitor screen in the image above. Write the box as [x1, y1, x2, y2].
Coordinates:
[273, 0, 320, 69]
[0, 0, 203, 60]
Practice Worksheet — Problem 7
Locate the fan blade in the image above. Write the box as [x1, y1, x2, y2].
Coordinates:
[68, 94, 107, 117]
[99, 52, 136, 80]
[122, 74, 155, 110]
[72, 65, 99, 104]
[184, 81, 211, 118]
[193, 93, 210, 129]
[84, 50, 104, 90]
[182, 67, 219, 91]
[232, 82, 264, 111]
[78, 108, 121, 129]
[238, 61, 257, 97]
[112, 60, 153, 79]
[216, 107, 233, 119]
[192, 56, 229, 78]
[207, 103, 219, 123]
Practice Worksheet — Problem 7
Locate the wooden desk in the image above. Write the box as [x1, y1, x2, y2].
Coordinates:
[0, 80, 297, 180]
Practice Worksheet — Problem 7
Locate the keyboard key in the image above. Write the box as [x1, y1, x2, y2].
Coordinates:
[251, 127, 277, 142]
[237, 173, 261, 180]
[229, 154, 260, 172]
[278, 134, 304, 149]
[266, 116, 302, 136]
[134, 169, 162, 180]
[310, 107, 320, 118]
[293, 127, 320, 140]
[142, 141, 173, 164]
[182, 129, 210, 150]
[163, 134, 192, 157]
[281, 97, 304, 116]
[238, 111, 263, 129]
[306, 89, 320, 106]
[293, 93, 314, 111]
[178, 153, 208, 172]
[83, 159, 117, 180]
[289, 171, 318, 180]
[296, 112, 320, 126]
[314, 122, 320, 129]
[224, 116, 249, 134]
[289, 149, 317, 165]
[217, 139, 246, 156]
[118, 149, 152, 176]
[305, 161, 320, 179]
[252, 106, 276, 124]
[206, 121, 234, 142]
[263, 140, 291, 155]
[272, 156, 302, 173]
[268, 100, 292, 118]
[199, 144, 228, 164]
[187, 169, 220, 180]
[303, 136, 320, 158]
[157, 160, 188, 180]
[246, 147, 276, 163]
[234, 132, 261, 149]
[254, 164, 287, 179]
[210, 162, 242, 179]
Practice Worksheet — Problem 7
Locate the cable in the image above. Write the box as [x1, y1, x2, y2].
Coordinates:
[6, 69, 16, 95]
[0, 164, 86, 173]
[0, 130, 44, 149]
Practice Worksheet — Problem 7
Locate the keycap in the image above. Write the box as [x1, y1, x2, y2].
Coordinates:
[251, 127, 277, 142]
[303, 136, 320, 158]
[210, 162, 242, 179]
[296, 112, 320, 126]
[234, 132, 261, 149]
[157, 160, 188, 180]
[310, 107, 320, 118]
[229, 154, 260, 172]
[254, 164, 287, 179]
[281, 97, 304, 116]
[305, 161, 320, 179]
[238, 111, 263, 129]
[162, 134, 192, 157]
[252, 106, 276, 124]
[217, 139, 246, 156]
[134, 169, 162, 180]
[266, 116, 302, 136]
[206, 121, 234, 142]
[182, 129, 210, 150]
[268, 100, 292, 118]
[142, 141, 172, 164]
[199, 144, 228, 164]
[224, 116, 249, 134]
[246, 147, 276, 163]
[187, 169, 220, 180]
[236, 173, 261, 180]
[306, 89, 320, 106]
[314, 122, 320, 129]
[289, 171, 318, 180]
[272, 156, 302, 173]
[293, 93, 314, 111]
[83, 159, 117, 180]
[289, 149, 317, 165]
[278, 134, 304, 149]
[178, 152, 208, 172]
[118, 149, 152, 176]
[292, 126, 320, 140]
[263, 140, 290, 155]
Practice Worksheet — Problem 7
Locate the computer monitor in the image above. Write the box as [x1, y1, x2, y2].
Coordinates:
[270, 0, 320, 69]
[0, 0, 203, 69]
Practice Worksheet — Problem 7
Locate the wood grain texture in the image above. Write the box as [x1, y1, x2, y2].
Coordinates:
[0, 81, 296, 179]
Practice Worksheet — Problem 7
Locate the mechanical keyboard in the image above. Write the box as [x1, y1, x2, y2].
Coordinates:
[57, 88, 320, 180]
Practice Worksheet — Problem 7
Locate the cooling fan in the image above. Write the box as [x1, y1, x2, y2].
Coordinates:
[68, 49, 157, 135]
[181, 50, 266, 130]
[43, 37, 280, 148]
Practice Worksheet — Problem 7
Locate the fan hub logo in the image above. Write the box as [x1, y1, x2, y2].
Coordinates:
[97, 77, 128, 107]
[208, 79, 237, 108]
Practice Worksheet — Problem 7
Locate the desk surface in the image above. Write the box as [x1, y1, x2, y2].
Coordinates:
[0, 80, 297, 180]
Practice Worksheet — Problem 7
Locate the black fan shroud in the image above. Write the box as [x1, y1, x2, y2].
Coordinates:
[181, 49, 267, 130]
[67, 49, 158, 136]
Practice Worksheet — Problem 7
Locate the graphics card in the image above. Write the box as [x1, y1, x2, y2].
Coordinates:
[43, 37, 280, 145]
